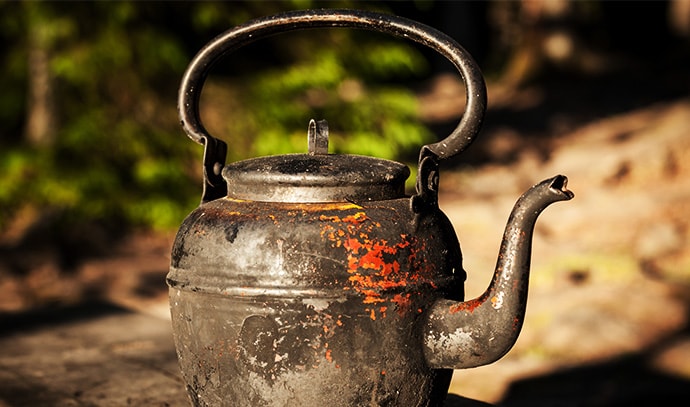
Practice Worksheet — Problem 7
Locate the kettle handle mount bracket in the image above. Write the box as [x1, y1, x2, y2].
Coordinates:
[178, 9, 487, 203]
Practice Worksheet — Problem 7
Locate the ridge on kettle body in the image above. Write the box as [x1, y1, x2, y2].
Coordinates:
[167, 9, 573, 407]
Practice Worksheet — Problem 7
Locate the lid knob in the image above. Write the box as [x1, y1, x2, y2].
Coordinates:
[308, 119, 329, 155]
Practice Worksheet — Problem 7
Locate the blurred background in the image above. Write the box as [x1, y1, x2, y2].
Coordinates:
[1, 0, 689, 405]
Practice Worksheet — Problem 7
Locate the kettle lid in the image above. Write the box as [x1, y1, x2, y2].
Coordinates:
[221, 120, 410, 203]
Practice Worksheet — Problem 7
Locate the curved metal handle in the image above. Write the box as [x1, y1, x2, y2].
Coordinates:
[179, 9, 487, 201]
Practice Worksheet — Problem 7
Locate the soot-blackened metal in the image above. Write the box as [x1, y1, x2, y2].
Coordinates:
[169, 196, 464, 405]
[167, 8, 573, 407]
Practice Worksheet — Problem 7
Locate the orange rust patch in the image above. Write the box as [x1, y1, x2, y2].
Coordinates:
[270, 202, 362, 212]
[342, 212, 369, 223]
[391, 293, 412, 313]
[379, 306, 388, 319]
[449, 298, 483, 314]
[320, 210, 437, 311]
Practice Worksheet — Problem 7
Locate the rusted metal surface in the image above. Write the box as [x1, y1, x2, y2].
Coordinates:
[168, 197, 464, 406]
[167, 8, 573, 407]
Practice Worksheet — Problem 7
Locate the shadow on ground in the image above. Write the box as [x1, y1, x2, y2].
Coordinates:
[497, 354, 690, 406]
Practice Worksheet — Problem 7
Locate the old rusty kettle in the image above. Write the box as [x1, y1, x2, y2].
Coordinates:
[167, 9, 573, 407]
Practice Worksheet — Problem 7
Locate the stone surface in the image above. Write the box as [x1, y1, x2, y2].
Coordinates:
[0, 302, 188, 407]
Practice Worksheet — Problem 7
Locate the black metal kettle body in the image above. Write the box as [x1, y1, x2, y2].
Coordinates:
[167, 9, 573, 407]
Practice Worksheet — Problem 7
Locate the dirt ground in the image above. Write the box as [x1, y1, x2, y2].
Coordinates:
[2, 52, 690, 405]
[441, 91, 690, 405]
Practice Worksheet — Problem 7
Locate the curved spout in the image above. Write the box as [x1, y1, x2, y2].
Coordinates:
[424, 175, 574, 369]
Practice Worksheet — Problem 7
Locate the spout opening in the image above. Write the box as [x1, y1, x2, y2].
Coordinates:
[549, 175, 575, 200]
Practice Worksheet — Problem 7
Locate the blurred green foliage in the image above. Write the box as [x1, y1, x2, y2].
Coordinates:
[0, 0, 433, 234]
[231, 29, 430, 161]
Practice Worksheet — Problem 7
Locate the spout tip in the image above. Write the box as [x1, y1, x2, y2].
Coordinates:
[549, 175, 575, 200]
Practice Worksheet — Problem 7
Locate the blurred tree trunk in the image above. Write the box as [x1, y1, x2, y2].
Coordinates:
[24, 3, 57, 147]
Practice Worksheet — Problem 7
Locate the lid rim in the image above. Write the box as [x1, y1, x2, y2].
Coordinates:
[221, 153, 410, 202]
